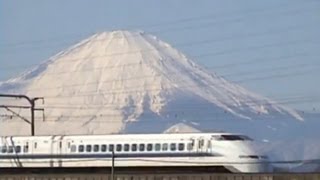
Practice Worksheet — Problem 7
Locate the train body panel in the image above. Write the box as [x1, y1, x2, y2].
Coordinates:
[0, 133, 272, 173]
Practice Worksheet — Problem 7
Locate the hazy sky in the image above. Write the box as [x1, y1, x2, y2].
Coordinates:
[1, 0, 320, 111]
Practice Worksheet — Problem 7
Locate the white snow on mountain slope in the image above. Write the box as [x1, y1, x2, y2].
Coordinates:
[0, 30, 303, 135]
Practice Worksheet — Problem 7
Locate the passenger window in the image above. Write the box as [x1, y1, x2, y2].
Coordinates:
[131, 144, 137, 152]
[1, 146, 7, 153]
[116, 144, 122, 152]
[170, 143, 176, 151]
[94, 145, 99, 152]
[178, 143, 184, 151]
[187, 143, 193, 151]
[79, 145, 84, 152]
[200, 139, 204, 147]
[139, 144, 145, 151]
[124, 144, 129, 152]
[162, 143, 168, 151]
[101, 145, 107, 152]
[15, 146, 21, 153]
[155, 144, 161, 151]
[70, 145, 76, 152]
[109, 144, 114, 152]
[8, 146, 14, 153]
[86, 145, 92, 152]
[147, 144, 153, 151]
[34, 142, 37, 149]
[23, 145, 29, 153]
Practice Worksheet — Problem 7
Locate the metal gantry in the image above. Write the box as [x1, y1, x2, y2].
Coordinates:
[0, 94, 44, 136]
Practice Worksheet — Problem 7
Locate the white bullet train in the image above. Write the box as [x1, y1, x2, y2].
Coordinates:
[0, 133, 272, 173]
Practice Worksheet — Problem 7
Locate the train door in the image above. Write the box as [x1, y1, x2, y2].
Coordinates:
[31, 140, 37, 154]
[193, 137, 205, 153]
[55, 136, 68, 154]
[203, 138, 211, 153]
[195, 137, 211, 153]
[51, 136, 65, 167]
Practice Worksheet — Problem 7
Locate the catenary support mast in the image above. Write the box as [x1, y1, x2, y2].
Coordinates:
[0, 94, 44, 136]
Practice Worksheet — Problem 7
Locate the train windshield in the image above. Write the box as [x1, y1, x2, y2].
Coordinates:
[213, 135, 253, 141]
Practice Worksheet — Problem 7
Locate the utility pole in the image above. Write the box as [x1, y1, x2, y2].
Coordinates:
[111, 149, 115, 180]
[0, 94, 44, 136]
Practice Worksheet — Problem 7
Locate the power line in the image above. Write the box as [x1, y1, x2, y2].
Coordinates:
[234, 69, 318, 83]
[2, 94, 318, 121]
[1, 38, 316, 81]
[201, 53, 310, 70]
[10, 52, 311, 92]
[59, 94, 320, 107]
[151, 6, 318, 35]
[1, 19, 316, 58]
[0, 1, 315, 48]
[0, 20, 317, 76]
[1, 21, 316, 71]
[35, 66, 318, 99]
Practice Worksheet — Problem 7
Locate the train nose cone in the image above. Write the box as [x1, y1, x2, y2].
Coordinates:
[233, 162, 273, 173]
[231, 142, 273, 173]
[251, 163, 273, 173]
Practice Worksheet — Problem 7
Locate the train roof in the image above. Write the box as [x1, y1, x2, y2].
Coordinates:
[0, 132, 240, 140]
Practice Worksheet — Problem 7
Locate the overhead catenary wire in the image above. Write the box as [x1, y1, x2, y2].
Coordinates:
[2, 93, 317, 112]
[2, 7, 318, 77]
[1, 94, 318, 122]
[0, 1, 316, 48]
[1, 38, 316, 82]
[8, 92, 311, 112]
[1, 64, 318, 113]
[15, 52, 314, 93]
[37, 67, 318, 99]
[0, 21, 317, 73]
[0, 3, 318, 120]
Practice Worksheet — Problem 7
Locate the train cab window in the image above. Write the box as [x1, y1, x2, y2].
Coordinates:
[147, 144, 153, 151]
[155, 144, 161, 151]
[79, 145, 84, 153]
[124, 144, 129, 152]
[8, 146, 14, 153]
[139, 144, 145, 151]
[162, 143, 168, 151]
[1, 146, 7, 153]
[94, 145, 99, 152]
[15, 146, 21, 153]
[109, 144, 114, 152]
[101, 145, 107, 152]
[170, 143, 176, 151]
[187, 143, 193, 151]
[116, 144, 122, 152]
[215, 135, 253, 141]
[86, 145, 92, 152]
[70, 145, 76, 152]
[178, 143, 184, 151]
[131, 144, 137, 152]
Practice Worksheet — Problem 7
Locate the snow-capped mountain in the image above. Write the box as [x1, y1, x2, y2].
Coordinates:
[0, 30, 304, 136]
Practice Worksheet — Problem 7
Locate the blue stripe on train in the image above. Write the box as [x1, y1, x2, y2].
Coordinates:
[0, 152, 218, 159]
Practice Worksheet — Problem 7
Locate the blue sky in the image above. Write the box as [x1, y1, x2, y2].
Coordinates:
[1, 0, 320, 111]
